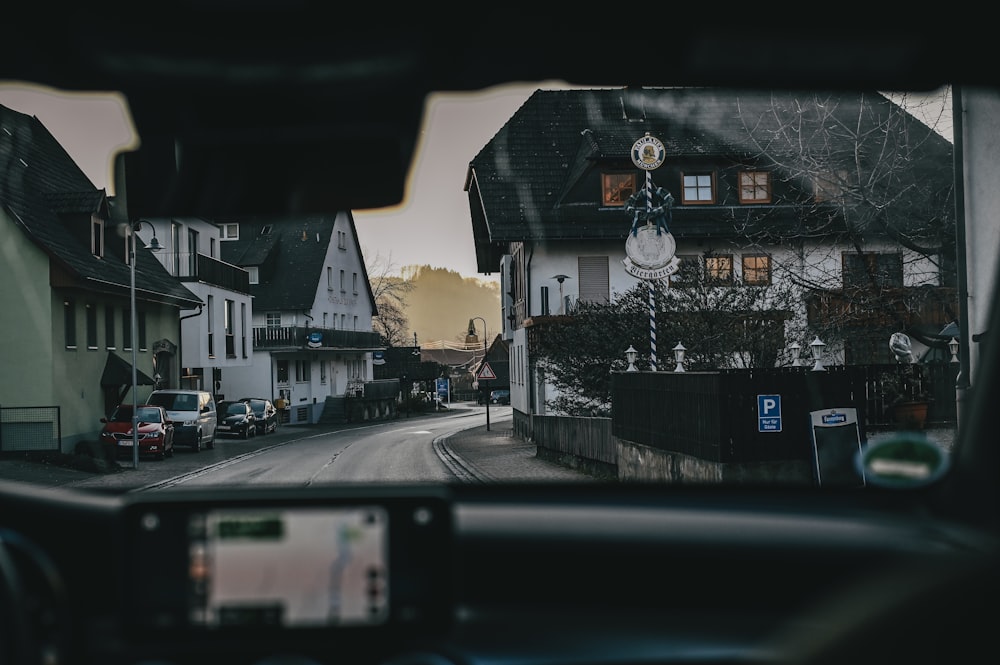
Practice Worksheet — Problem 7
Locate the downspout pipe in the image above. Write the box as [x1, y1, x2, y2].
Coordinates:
[952, 86, 971, 427]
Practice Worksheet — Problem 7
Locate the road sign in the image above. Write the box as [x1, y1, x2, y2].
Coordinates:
[477, 362, 496, 380]
[758, 394, 782, 432]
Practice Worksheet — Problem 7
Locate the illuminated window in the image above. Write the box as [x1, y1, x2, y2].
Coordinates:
[706, 255, 733, 284]
[602, 172, 636, 206]
[742, 255, 771, 285]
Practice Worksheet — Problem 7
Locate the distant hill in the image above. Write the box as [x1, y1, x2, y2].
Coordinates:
[400, 265, 501, 345]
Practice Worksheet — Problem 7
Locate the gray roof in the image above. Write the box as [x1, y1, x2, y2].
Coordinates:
[0, 104, 201, 307]
[220, 213, 377, 313]
[466, 88, 953, 272]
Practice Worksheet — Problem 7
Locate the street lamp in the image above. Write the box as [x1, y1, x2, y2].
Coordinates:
[129, 220, 163, 469]
[472, 316, 490, 430]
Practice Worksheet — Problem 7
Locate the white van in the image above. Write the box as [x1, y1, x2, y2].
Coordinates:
[146, 389, 217, 451]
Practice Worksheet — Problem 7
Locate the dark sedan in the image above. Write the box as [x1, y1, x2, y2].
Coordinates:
[241, 397, 278, 435]
[216, 401, 257, 439]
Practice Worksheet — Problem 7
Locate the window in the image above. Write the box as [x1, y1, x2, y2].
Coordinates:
[187, 228, 199, 276]
[706, 255, 734, 284]
[340, 269, 345, 292]
[221, 223, 239, 240]
[225, 299, 235, 358]
[209, 237, 216, 259]
[341, 314, 346, 329]
[91, 216, 104, 257]
[578, 256, 610, 305]
[295, 359, 310, 382]
[669, 255, 702, 286]
[540, 286, 550, 315]
[320, 360, 327, 384]
[171, 222, 182, 276]
[241, 303, 248, 358]
[739, 171, 771, 204]
[681, 172, 715, 204]
[353, 272, 358, 294]
[602, 173, 636, 206]
[843, 252, 904, 289]
[338, 230, 347, 249]
[207, 295, 214, 358]
[86, 303, 97, 349]
[742, 255, 772, 285]
[105, 305, 115, 349]
[353, 315, 358, 330]
[122, 306, 131, 351]
[64, 299, 77, 348]
[266, 312, 281, 328]
[248, 266, 259, 284]
[138, 310, 147, 351]
[814, 169, 851, 202]
[327, 266, 333, 290]
[276, 359, 289, 384]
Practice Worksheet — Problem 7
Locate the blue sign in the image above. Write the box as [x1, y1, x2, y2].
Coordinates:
[822, 412, 847, 425]
[758, 394, 782, 432]
[435, 378, 449, 399]
[307, 331, 323, 348]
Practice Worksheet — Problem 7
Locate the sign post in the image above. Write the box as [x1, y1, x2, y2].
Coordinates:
[477, 360, 496, 431]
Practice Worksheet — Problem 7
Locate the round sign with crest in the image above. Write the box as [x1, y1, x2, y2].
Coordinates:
[631, 134, 665, 170]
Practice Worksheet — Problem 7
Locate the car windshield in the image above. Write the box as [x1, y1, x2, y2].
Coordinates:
[0, 39, 982, 495]
[223, 403, 246, 416]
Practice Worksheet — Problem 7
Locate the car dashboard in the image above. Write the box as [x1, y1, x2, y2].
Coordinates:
[2, 479, 998, 665]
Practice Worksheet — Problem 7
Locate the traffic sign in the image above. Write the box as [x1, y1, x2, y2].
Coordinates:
[758, 394, 782, 432]
[477, 362, 496, 380]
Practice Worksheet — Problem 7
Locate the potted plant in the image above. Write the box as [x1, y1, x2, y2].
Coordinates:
[879, 364, 932, 429]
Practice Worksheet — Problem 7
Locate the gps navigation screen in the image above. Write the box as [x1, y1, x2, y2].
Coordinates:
[187, 506, 389, 627]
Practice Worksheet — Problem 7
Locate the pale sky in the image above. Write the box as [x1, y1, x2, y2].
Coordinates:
[0, 80, 573, 283]
[1, 81, 949, 285]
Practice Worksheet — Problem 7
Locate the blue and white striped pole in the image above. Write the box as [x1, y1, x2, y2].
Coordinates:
[646, 170, 656, 371]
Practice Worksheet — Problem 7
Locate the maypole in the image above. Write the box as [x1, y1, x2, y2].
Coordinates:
[623, 133, 679, 371]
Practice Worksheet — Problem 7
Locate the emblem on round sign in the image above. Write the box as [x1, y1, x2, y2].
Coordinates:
[631, 134, 666, 170]
[625, 225, 676, 270]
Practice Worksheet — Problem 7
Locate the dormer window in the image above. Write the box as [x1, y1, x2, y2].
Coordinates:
[739, 171, 771, 204]
[681, 172, 716, 204]
[260, 224, 273, 236]
[220, 223, 239, 240]
[91, 215, 104, 258]
[602, 173, 636, 206]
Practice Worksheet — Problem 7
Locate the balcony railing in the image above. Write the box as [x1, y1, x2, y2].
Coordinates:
[160, 252, 251, 294]
[253, 326, 383, 350]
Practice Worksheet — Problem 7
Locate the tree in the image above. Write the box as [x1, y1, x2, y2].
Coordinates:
[533, 275, 805, 416]
[730, 90, 957, 362]
[367, 252, 414, 347]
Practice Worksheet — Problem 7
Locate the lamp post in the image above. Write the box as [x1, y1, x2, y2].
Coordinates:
[552, 275, 570, 315]
[472, 316, 490, 431]
[672, 341, 686, 373]
[625, 345, 638, 372]
[789, 341, 802, 367]
[129, 220, 163, 469]
[809, 336, 826, 372]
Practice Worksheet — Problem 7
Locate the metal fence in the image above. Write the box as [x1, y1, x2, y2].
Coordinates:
[0, 406, 61, 453]
[611, 363, 959, 464]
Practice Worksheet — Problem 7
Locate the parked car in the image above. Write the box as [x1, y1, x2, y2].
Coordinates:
[146, 389, 217, 451]
[99, 404, 174, 460]
[490, 389, 510, 405]
[240, 397, 278, 435]
[217, 400, 257, 439]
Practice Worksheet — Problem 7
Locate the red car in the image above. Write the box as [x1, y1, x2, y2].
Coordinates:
[100, 404, 175, 461]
